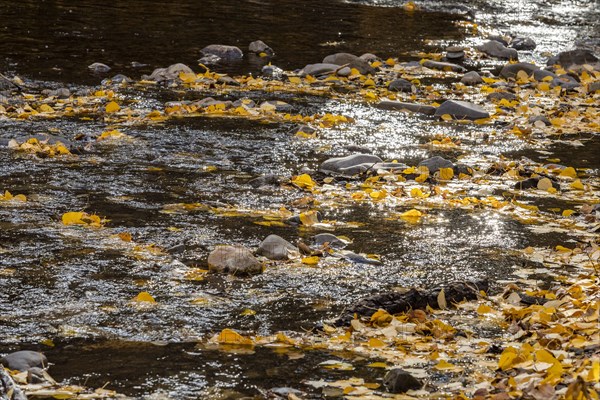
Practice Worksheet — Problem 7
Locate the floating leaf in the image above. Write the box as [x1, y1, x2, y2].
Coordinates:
[291, 174, 316, 190]
[105, 101, 120, 113]
[559, 167, 577, 179]
[217, 328, 253, 345]
[132, 291, 156, 303]
[302, 256, 320, 265]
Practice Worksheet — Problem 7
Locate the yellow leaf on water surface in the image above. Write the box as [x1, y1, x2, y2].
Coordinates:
[291, 174, 316, 190]
[368, 338, 386, 348]
[570, 179, 584, 190]
[400, 209, 422, 221]
[218, 328, 253, 346]
[240, 309, 256, 316]
[61, 211, 86, 225]
[559, 167, 577, 179]
[441, 113, 453, 121]
[105, 101, 120, 113]
[435, 360, 458, 370]
[301, 256, 320, 265]
[562, 209, 575, 217]
[438, 167, 454, 181]
[367, 362, 388, 368]
[132, 291, 156, 303]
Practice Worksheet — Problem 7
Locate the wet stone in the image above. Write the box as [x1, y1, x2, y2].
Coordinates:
[510, 36, 536, 50]
[500, 62, 539, 79]
[256, 235, 298, 260]
[460, 71, 483, 85]
[207, 245, 262, 276]
[217, 76, 240, 86]
[248, 174, 280, 188]
[422, 60, 466, 73]
[477, 40, 519, 60]
[446, 46, 465, 61]
[549, 49, 599, 68]
[339, 251, 382, 265]
[552, 75, 580, 91]
[529, 115, 551, 126]
[248, 40, 274, 56]
[418, 156, 454, 174]
[323, 52, 375, 75]
[533, 69, 557, 81]
[88, 62, 111, 73]
[145, 63, 194, 82]
[299, 63, 339, 77]
[434, 100, 489, 120]
[487, 91, 517, 102]
[319, 154, 383, 176]
[200, 44, 243, 60]
[104, 74, 132, 84]
[262, 64, 283, 79]
[588, 81, 600, 93]
[41, 88, 71, 99]
[1, 350, 47, 371]
[487, 35, 509, 46]
[376, 101, 437, 115]
[359, 53, 379, 62]
[388, 78, 415, 92]
[313, 233, 347, 249]
[260, 100, 292, 112]
[383, 369, 422, 393]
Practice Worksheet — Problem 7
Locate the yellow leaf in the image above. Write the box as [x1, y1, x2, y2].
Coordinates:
[555, 245, 571, 253]
[367, 362, 388, 368]
[435, 360, 456, 370]
[538, 82, 550, 91]
[385, 58, 395, 66]
[401, 209, 422, 218]
[368, 338, 386, 348]
[14, 194, 27, 202]
[498, 347, 519, 370]
[477, 304, 493, 314]
[240, 309, 256, 316]
[288, 76, 301, 84]
[562, 209, 575, 217]
[438, 167, 454, 181]
[217, 328, 253, 345]
[39, 104, 55, 113]
[363, 78, 375, 87]
[559, 167, 577, 179]
[350, 68, 361, 76]
[291, 174, 316, 190]
[132, 291, 156, 303]
[437, 288, 447, 309]
[105, 101, 120, 113]
[516, 70, 530, 83]
[441, 113, 453, 121]
[299, 210, 320, 225]
[301, 256, 320, 265]
[415, 173, 428, 183]
[371, 61, 382, 68]
[62, 211, 86, 225]
[370, 309, 392, 325]
[570, 179, 584, 190]
[118, 232, 132, 242]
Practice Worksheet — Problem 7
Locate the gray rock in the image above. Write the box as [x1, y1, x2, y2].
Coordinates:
[343, 144, 371, 153]
[487, 91, 517, 102]
[192, 97, 232, 109]
[500, 62, 539, 79]
[533, 69, 557, 81]
[418, 156, 454, 174]
[1, 350, 47, 371]
[477, 40, 519, 60]
[260, 100, 292, 112]
[299, 63, 339, 77]
[376, 101, 437, 115]
[434, 100, 489, 120]
[340, 251, 382, 265]
[388, 78, 415, 92]
[588, 81, 600, 93]
[232, 98, 255, 108]
[262, 64, 283, 79]
[207, 245, 262, 275]
[313, 233, 347, 249]
[248, 174, 280, 188]
[198, 54, 222, 65]
[383, 369, 422, 393]
[248, 40, 274, 56]
[104, 74, 132, 84]
[446, 46, 465, 60]
[510, 36, 536, 50]
[336, 66, 352, 77]
[552, 75, 580, 90]
[320, 154, 383, 176]
[422, 60, 466, 73]
[217, 76, 240, 86]
[145, 63, 194, 82]
[549, 49, 598, 68]
[256, 235, 298, 260]
[487, 35, 509, 46]
[41, 88, 71, 99]
[460, 71, 483, 85]
[359, 53, 379, 62]
[322, 53, 376, 75]
[529, 115, 551, 126]
[200, 44, 243, 60]
[88, 62, 111, 73]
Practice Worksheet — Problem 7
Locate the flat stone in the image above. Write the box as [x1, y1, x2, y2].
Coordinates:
[510, 36, 536, 50]
[260, 100, 293, 112]
[500, 62, 539, 79]
[299, 63, 339, 77]
[145, 63, 194, 82]
[200, 44, 243, 60]
[313, 233, 347, 249]
[383, 369, 422, 393]
[477, 40, 519, 60]
[207, 245, 262, 275]
[88, 62, 111, 73]
[319, 154, 383, 176]
[418, 156, 454, 173]
[434, 100, 489, 120]
[460, 71, 483, 85]
[422, 60, 466, 72]
[529, 115, 551, 126]
[1, 351, 47, 371]
[376, 101, 437, 115]
[256, 235, 298, 260]
[323, 53, 375, 75]
[248, 40, 274, 56]
[388, 78, 415, 92]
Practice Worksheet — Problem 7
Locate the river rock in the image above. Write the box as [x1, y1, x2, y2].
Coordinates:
[533, 69, 557, 81]
[510, 36, 536, 50]
[446, 46, 465, 61]
[145, 63, 194, 82]
[248, 40, 274, 56]
[383, 369, 422, 393]
[257, 235, 298, 260]
[217, 76, 240, 86]
[41, 88, 71, 99]
[500, 62, 539, 79]
[299, 63, 339, 77]
[588, 81, 600, 93]
[552, 74, 580, 90]
[248, 174, 281, 188]
[422, 60, 466, 73]
[339, 251, 382, 265]
[487, 35, 509, 46]
[487, 91, 517, 102]
[1, 350, 47, 371]
[201, 44, 243, 61]
[313, 233, 347, 249]
[548, 49, 598, 68]
[434, 100, 489, 120]
[320, 154, 383, 176]
[388, 78, 415, 92]
[323, 53, 376, 75]
[477, 40, 518, 60]
[514, 177, 560, 191]
[529, 115, 551, 126]
[207, 245, 262, 275]
[418, 156, 454, 173]
[293, 125, 316, 136]
[260, 100, 292, 112]
[262, 64, 284, 79]
[88, 62, 111, 73]
[376, 101, 437, 115]
[359, 53, 379, 62]
[460, 71, 483, 85]
[198, 54, 221, 65]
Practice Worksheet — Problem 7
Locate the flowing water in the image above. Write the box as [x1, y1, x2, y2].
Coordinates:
[0, 0, 598, 398]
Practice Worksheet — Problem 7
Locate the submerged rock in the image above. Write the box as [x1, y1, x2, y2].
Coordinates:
[422, 60, 466, 73]
[383, 369, 422, 393]
[477, 40, 518, 60]
[248, 40, 274, 56]
[339, 251, 382, 265]
[41, 87, 71, 99]
[257, 235, 298, 260]
[434, 100, 489, 120]
[510, 36, 536, 50]
[299, 63, 339, 77]
[1, 350, 47, 371]
[144, 63, 194, 82]
[200, 44, 243, 60]
[418, 156, 454, 173]
[376, 101, 437, 115]
[500, 62, 539, 79]
[87, 62, 111, 73]
[248, 174, 281, 188]
[388, 78, 415, 92]
[323, 53, 375, 75]
[460, 71, 483, 85]
[320, 154, 383, 176]
[313, 233, 347, 249]
[207, 245, 262, 275]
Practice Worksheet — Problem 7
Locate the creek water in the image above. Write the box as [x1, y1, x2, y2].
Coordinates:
[0, 0, 598, 398]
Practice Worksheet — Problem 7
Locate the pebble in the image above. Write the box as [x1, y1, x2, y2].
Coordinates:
[248, 40, 274, 56]
[460, 71, 483, 85]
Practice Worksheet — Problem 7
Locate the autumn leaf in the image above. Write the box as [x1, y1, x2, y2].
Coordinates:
[132, 291, 156, 303]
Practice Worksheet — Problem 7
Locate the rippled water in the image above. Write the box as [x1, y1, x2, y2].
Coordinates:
[0, 0, 598, 398]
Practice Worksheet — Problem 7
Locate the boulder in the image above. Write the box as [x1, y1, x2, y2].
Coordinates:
[434, 100, 489, 120]
[322, 53, 376, 75]
[299, 63, 339, 77]
[510, 36, 536, 50]
[500, 62, 539, 79]
[418, 156, 454, 173]
[88, 62, 111, 73]
[422, 60, 466, 72]
[487, 35, 509, 46]
[319, 154, 383, 176]
[383, 369, 422, 393]
[257, 235, 298, 260]
[477, 40, 519, 60]
[200, 44, 243, 60]
[207, 245, 262, 275]
[460, 71, 483, 85]
[388, 78, 415, 92]
[262, 64, 284, 79]
[548, 49, 598, 68]
[248, 40, 274, 56]
[145, 63, 194, 82]
[552, 75, 580, 90]
[376, 101, 437, 115]
[1, 351, 47, 371]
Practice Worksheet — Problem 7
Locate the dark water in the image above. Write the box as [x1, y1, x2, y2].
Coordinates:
[1, 0, 598, 398]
